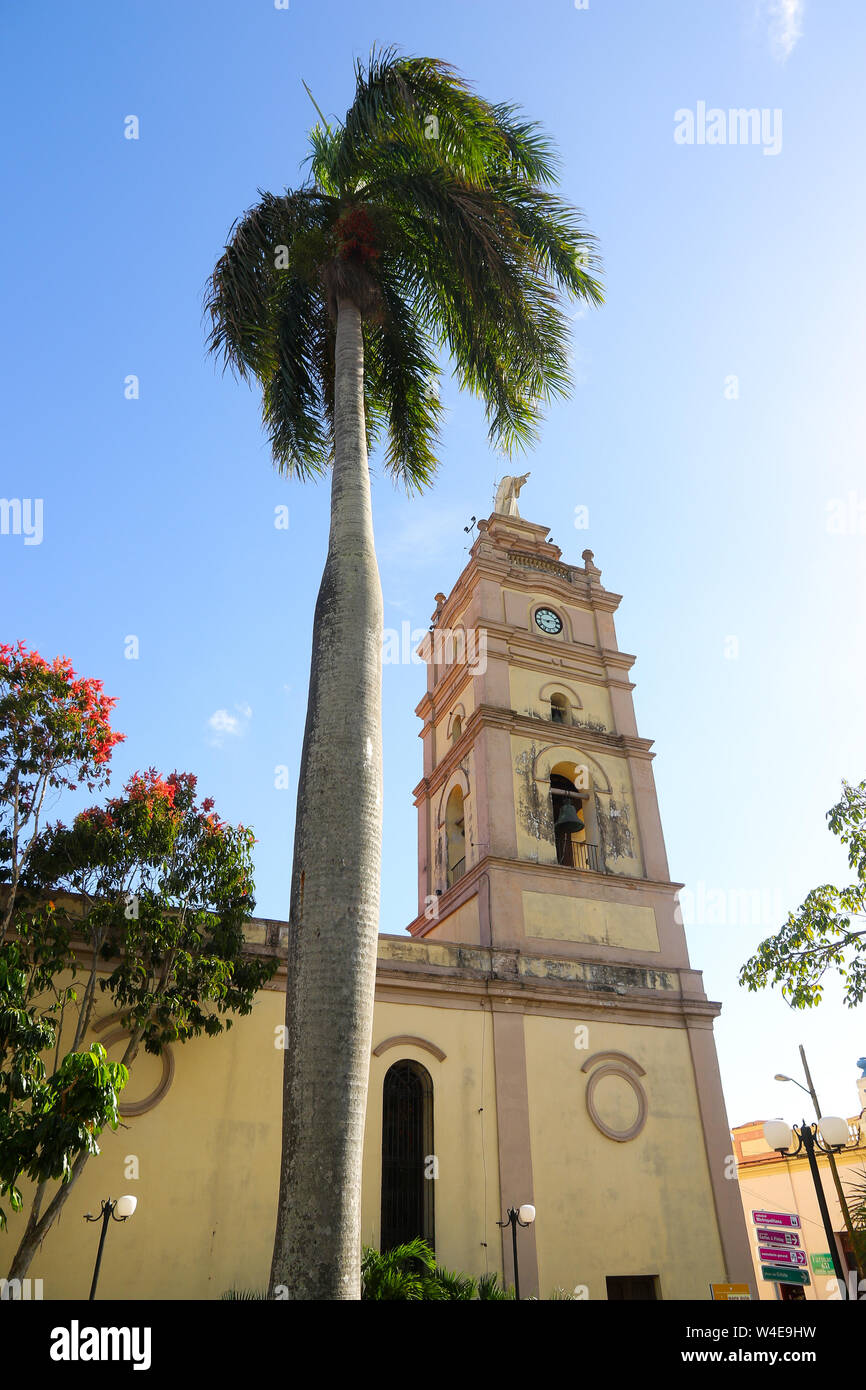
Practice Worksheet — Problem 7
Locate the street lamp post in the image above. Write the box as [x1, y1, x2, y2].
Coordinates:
[764, 1118, 849, 1286]
[775, 1045, 864, 1282]
[83, 1195, 137, 1300]
[497, 1204, 536, 1301]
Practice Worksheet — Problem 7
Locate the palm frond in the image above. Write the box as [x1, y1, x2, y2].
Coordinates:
[261, 279, 333, 479]
[205, 190, 335, 379]
[306, 124, 345, 196]
[432, 1266, 477, 1299]
[361, 1238, 437, 1300]
[488, 103, 561, 184]
[333, 47, 508, 192]
[206, 53, 604, 484]
[477, 1271, 512, 1300]
[364, 267, 443, 491]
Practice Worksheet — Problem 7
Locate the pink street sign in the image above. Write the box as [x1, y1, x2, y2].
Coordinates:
[755, 1228, 801, 1248]
[752, 1211, 801, 1229]
[758, 1247, 807, 1267]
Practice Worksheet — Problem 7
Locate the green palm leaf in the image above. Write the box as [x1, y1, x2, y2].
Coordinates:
[206, 47, 603, 491]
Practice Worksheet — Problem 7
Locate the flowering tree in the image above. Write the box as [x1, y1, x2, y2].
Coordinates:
[0, 640, 124, 939]
[5, 767, 277, 1279]
[1, 643, 128, 1236]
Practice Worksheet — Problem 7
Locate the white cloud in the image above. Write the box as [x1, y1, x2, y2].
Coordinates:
[207, 703, 252, 746]
[764, 0, 804, 61]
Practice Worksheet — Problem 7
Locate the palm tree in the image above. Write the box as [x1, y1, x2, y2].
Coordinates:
[206, 48, 603, 1300]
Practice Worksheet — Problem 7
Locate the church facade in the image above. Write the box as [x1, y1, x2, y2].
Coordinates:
[21, 493, 753, 1300]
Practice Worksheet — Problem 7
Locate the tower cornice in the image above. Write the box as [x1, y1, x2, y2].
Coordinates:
[415, 632, 637, 726]
[427, 511, 623, 637]
[404, 852, 685, 937]
[412, 704, 657, 803]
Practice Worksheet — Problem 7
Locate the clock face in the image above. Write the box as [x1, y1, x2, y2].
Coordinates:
[535, 607, 563, 635]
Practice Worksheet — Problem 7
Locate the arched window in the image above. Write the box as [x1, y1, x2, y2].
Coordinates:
[550, 692, 569, 724]
[450, 714, 462, 743]
[445, 786, 466, 888]
[380, 1059, 434, 1251]
[550, 769, 599, 871]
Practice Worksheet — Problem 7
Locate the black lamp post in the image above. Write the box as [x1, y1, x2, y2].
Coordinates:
[83, 1195, 137, 1300]
[774, 1045, 864, 1283]
[496, 1204, 535, 1300]
[764, 1118, 850, 1286]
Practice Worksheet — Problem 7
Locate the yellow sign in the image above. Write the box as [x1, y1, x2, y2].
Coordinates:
[710, 1283, 751, 1301]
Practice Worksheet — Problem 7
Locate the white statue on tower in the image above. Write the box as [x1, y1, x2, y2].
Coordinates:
[493, 472, 531, 517]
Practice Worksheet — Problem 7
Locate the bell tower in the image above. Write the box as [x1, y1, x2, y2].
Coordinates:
[407, 479, 753, 1296]
[410, 492, 676, 957]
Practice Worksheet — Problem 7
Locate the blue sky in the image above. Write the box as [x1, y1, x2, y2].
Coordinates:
[2, 0, 865, 1129]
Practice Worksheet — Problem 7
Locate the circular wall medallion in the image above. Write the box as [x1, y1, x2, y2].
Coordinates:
[95, 1024, 175, 1117]
[581, 1051, 648, 1143]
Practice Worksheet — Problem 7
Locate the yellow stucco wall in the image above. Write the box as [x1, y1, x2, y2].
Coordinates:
[9, 984, 284, 1300]
[509, 666, 613, 731]
[524, 1015, 727, 1299]
[363, 1002, 501, 1279]
[522, 891, 660, 951]
[435, 895, 481, 944]
[7, 988, 503, 1300]
[7, 954, 724, 1301]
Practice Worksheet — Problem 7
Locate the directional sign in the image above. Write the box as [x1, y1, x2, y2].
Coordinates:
[752, 1210, 801, 1229]
[710, 1283, 751, 1301]
[761, 1265, 811, 1287]
[755, 1228, 801, 1248]
[758, 1246, 807, 1266]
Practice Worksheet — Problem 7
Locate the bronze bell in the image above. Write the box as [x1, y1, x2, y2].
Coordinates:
[555, 800, 584, 834]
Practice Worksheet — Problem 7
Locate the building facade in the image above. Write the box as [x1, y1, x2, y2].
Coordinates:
[733, 1114, 866, 1300]
[15, 493, 753, 1300]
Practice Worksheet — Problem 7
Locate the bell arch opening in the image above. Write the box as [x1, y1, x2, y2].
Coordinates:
[445, 785, 466, 888]
[549, 692, 570, 724]
[550, 763, 600, 871]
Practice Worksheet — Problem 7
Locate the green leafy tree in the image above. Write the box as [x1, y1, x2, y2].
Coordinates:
[6, 768, 277, 1280]
[740, 779, 866, 1008]
[206, 47, 603, 1300]
[0, 914, 128, 1234]
[1, 642, 128, 1235]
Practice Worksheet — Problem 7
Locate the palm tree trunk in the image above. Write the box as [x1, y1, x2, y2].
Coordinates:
[270, 296, 383, 1300]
